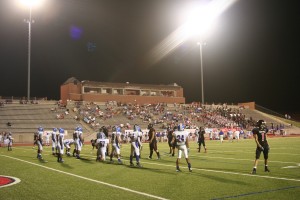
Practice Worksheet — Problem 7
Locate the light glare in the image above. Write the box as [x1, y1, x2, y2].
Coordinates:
[19, 0, 43, 7]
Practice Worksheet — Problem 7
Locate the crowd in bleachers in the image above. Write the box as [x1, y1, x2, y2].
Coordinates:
[70, 101, 258, 137]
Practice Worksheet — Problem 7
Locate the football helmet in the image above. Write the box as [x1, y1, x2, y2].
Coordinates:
[256, 120, 266, 128]
[147, 123, 153, 130]
[38, 126, 43, 131]
[53, 128, 57, 132]
[134, 124, 140, 132]
[177, 123, 185, 131]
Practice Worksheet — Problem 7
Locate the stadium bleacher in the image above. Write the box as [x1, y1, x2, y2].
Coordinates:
[0, 100, 299, 143]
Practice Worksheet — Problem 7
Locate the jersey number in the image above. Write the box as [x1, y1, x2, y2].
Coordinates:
[176, 135, 184, 142]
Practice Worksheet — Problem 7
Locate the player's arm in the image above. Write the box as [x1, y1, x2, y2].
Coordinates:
[185, 134, 190, 149]
[253, 133, 262, 149]
[171, 133, 176, 144]
[149, 130, 154, 142]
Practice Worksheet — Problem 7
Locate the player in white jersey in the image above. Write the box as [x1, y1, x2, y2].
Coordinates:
[234, 129, 240, 142]
[109, 126, 123, 164]
[36, 127, 44, 159]
[95, 127, 109, 162]
[73, 126, 84, 159]
[129, 124, 143, 167]
[45, 132, 50, 146]
[64, 138, 75, 156]
[51, 128, 58, 155]
[56, 128, 65, 163]
[171, 124, 192, 172]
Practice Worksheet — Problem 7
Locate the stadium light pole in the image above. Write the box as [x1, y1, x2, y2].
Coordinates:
[197, 42, 206, 105]
[182, 0, 236, 105]
[20, 0, 43, 101]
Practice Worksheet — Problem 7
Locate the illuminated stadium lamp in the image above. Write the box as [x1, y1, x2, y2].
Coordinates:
[19, 0, 43, 7]
[181, 0, 237, 105]
[19, 0, 44, 101]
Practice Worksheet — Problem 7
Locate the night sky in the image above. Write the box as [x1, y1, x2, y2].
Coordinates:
[0, 0, 299, 117]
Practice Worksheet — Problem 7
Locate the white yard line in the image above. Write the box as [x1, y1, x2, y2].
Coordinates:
[0, 155, 169, 200]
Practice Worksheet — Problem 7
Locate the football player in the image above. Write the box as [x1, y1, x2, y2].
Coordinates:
[45, 132, 50, 146]
[129, 124, 143, 167]
[109, 126, 123, 164]
[95, 127, 109, 162]
[64, 138, 75, 156]
[36, 126, 44, 159]
[56, 128, 65, 163]
[7, 132, 13, 151]
[73, 126, 84, 159]
[251, 120, 270, 174]
[51, 128, 58, 155]
[197, 127, 207, 153]
[167, 126, 176, 156]
[147, 123, 160, 160]
[171, 123, 192, 172]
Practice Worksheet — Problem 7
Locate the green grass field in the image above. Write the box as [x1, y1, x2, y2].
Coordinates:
[1, 137, 300, 200]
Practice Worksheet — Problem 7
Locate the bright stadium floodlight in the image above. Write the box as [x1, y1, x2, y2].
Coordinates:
[19, 0, 43, 7]
[181, 0, 237, 105]
[18, 0, 43, 101]
[145, 0, 237, 79]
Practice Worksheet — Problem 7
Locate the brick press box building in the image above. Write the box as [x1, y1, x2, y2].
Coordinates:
[60, 77, 185, 105]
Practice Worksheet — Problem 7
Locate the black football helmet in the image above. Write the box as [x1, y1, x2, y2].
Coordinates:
[148, 123, 153, 129]
[256, 120, 266, 129]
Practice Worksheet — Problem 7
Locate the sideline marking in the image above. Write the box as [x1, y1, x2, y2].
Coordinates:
[0, 155, 168, 200]
[282, 164, 300, 169]
[211, 185, 300, 200]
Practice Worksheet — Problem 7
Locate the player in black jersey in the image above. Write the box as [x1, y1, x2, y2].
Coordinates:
[197, 127, 207, 153]
[167, 126, 176, 156]
[147, 123, 160, 159]
[251, 120, 270, 174]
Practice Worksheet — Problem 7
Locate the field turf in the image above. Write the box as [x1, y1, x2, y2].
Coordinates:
[1, 137, 300, 200]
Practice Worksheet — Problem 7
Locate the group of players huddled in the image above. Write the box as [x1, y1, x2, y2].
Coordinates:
[32, 119, 269, 174]
[32, 122, 193, 172]
[34, 126, 83, 162]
